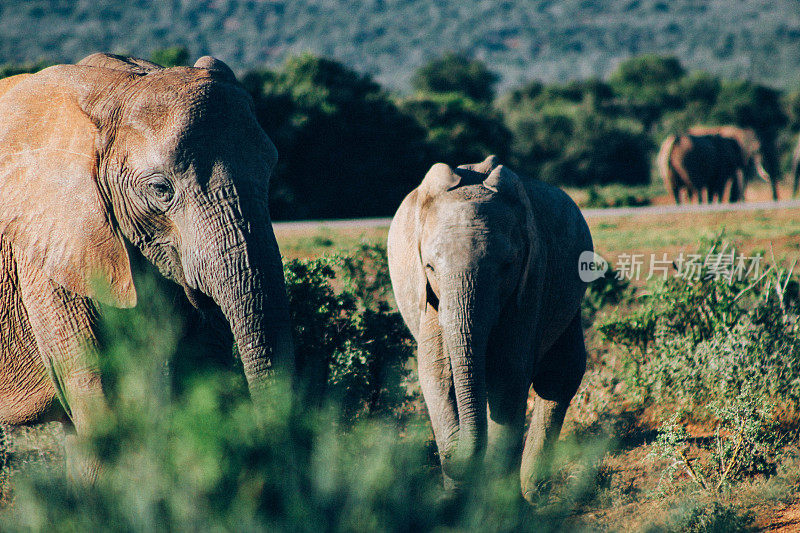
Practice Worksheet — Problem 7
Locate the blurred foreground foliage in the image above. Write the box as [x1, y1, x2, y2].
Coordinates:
[0, 244, 606, 532]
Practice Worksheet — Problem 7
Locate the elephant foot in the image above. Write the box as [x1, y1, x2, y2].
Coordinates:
[521, 477, 552, 506]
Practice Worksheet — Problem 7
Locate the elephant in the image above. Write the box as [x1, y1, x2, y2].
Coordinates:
[658, 133, 750, 204]
[688, 125, 774, 200]
[790, 135, 800, 198]
[0, 54, 294, 478]
[387, 155, 592, 502]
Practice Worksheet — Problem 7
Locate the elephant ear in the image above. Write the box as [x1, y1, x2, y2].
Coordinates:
[193, 56, 237, 82]
[457, 154, 499, 175]
[483, 164, 538, 308]
[417, 163, 461, 202]
[0, 66, 136, 307]
[410, 163, 462, 313]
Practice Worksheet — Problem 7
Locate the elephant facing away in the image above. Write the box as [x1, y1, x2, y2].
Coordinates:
[688, 125, 774, 200]
[388, 156, 592, 502]
[658, 133, 748, 204]
[0, 54, 294, 477]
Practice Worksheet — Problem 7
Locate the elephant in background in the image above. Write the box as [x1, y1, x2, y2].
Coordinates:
[388, 156, 592, 502]
[689, 126, 773, 200]
[0, 54, 294, 478]
[658, 133, 750, 204]
[790, 135, 800, 197]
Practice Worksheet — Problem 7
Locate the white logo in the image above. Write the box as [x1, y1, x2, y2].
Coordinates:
[578, 251, 608, 283]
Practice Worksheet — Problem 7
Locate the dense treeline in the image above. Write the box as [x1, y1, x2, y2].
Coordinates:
[4, 51, 800, 218]
[3, 1, 800, 90]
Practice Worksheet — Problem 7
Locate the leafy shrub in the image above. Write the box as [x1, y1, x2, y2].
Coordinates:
[0, 60, 51, 80]
[399, 91, 512, 165]
[583, 187, 652, 208]
[672, 502, 755, 533]
[581, 267, 632, 320]
[651, 393, 783, 493]
[598, 240, 800, 410]
[149, 46, 190, 67]
[284, 244, 414, 423]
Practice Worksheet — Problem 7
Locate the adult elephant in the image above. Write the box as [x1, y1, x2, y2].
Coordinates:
[688, 125, 773, 200]
[658, 133, 749, 204]
[0, 54, 294, 477]
[790, 135, 800, 197]
[388, 156, 592, 503]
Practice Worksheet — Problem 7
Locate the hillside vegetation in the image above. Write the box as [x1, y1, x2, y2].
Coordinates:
[3, 0, 800, 90]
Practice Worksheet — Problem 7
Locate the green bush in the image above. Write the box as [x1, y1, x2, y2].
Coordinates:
[284, 244, 414, 423]
[0, 246, 602, 532]
[599, 240, 798, 495]
[581, 267, 632, 321]
[651, 393, 783, 493]
[671, 502, 755, 533]
[598, 240, 800, 411]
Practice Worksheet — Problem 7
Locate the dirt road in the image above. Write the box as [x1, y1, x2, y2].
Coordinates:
[273, 199, 800, 231]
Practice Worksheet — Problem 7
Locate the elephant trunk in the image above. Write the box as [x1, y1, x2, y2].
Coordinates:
[438, 272, 490, 480]
[200, 219, 294, 411]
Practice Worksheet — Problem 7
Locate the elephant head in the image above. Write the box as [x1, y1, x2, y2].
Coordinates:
[0, 54, 293, 406]
[400, 156, 536, 477]
[688, 125, 772, 198]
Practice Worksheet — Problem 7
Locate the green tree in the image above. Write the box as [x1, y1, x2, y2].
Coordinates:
[709, 80, 787, 177]
[610, 54, 685, 88]
[609, 54, 687, 130]
[244, 54, 430, 219]
[500, 78, 650, 186]
[399, 92, 512, 166]
[411, 53, 499, 103]
[150, 46, 190, 68]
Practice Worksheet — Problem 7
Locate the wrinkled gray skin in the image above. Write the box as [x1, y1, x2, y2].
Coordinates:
[0, 54, 294, 478]
[658, 133, 751, 204]
[388, 156, 591, 502]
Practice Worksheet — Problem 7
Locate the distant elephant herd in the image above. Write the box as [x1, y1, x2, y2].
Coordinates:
[0, 54, 785, 504]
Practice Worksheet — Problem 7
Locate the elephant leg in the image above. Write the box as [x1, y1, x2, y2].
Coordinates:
[723, 176, 734, 203]
[16, 264, 107, 482]
[417, 307, 459, 489]
[486, 382, 527, 474]
[485, 334, 531, 474]
[520, 313, 586, 503]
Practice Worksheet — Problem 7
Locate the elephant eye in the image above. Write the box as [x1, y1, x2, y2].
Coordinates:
[425, 264, 435, 273]
[145, 175, 175, 204]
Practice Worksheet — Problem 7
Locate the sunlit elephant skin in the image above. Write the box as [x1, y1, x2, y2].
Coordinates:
[0, 54, 294, 478]
[658, 133, 750, 204]
[387, 156, 592, 502]
[688, 125, 773, 200]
